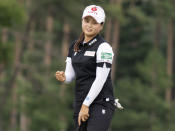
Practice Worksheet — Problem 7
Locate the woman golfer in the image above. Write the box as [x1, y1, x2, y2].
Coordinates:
[55, 5, 122, 131]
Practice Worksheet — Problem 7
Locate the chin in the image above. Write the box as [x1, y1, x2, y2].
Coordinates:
[85, 32, 95, 36]
[86, 34, 96, 38]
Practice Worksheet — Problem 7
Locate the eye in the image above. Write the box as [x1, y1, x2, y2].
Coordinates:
[91, 18, 98, 25]
[92, 20, 98, 25]
[84, 17, 90, 23]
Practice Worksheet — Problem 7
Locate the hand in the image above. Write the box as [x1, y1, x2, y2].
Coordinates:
[55, 71, 66, 82]
[78, 104, 89, 126]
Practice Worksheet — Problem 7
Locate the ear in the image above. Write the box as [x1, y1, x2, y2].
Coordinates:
[100, 24, 104, 31]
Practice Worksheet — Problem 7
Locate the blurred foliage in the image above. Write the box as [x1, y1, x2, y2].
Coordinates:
[0, 42, 14, 66]
[0, 0, 175, 131]
[0, 0, 27, 27]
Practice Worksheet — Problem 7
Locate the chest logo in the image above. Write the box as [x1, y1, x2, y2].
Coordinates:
[89, 38, 97, 46]
[84, 51, 95, 57]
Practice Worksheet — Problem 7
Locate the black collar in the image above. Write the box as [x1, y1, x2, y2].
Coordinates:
[81, 34, 100, 47]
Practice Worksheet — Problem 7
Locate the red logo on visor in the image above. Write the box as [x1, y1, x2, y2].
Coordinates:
[91, 7, 97, 11]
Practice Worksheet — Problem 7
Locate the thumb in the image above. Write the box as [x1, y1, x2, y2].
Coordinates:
[78, 116, 81, 126]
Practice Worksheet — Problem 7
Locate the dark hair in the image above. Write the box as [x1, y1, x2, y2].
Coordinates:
[74, 32, 85, 52]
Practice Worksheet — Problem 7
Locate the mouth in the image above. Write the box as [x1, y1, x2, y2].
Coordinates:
[86, 28, 93, 32]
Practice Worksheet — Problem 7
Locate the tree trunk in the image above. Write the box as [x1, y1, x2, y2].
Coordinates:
[111, 0, 122, 81]
[130, 0, 136, 8]
[111, 20, 120, 81]
[166, 20, 173, 104]
[154, 19, 161, 48]
[59, 115, 67, 131]
[0, 27, 8, 131]
[28, 21, 35, 51]
[108, 1, 121, 131]
[105, 19, 112, 42]
[44, 15, 53, 70]
[151, 19, 162, 89]
[0, 28, 8, 78]
[59, 20, 70, 98]
[61, 21, 70, 59]
[20, 94, 29, 131]
[10, 85, 18, 131]
[58, 20, 71, 131]
[2, 28, 8, 43]
[19, 18, 35, 131]
[17, 1, 34, 130]
[10, 32, 22, 131]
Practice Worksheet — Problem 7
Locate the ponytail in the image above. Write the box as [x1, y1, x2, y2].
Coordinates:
[74, 32, 84, 52]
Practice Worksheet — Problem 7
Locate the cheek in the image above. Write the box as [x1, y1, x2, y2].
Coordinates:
[82, 23, 85, 30]
[82, 21, 87, 27]
[99, 26, 103, 31]
[98, 25, 103, 31]
[94, 26, 102, 32]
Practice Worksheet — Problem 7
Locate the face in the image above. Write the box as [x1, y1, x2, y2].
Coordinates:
[82, 16, 103, 38]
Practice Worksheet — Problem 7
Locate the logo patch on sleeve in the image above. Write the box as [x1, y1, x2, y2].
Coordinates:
[101, 52, 112, 60]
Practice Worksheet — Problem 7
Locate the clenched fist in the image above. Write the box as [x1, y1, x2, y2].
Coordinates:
[55, 71, 66, 82]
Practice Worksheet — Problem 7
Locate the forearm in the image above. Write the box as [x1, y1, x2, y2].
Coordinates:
[83, 65, 110, 106]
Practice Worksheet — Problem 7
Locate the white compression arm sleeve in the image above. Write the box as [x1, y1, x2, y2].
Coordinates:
[64, 57, 75, 83]
[83, 42, 114, 107]
[83, 64, 110, 106]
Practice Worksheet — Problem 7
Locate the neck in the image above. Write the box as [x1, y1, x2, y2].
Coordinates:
[84, 34, 97, 43]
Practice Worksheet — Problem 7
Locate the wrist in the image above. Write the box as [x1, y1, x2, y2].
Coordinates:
[83, 100, 90, 107]
[82, 104, 89, 108]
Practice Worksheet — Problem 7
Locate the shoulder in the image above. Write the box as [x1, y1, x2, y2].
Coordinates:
[67, 40, 76, 57]
[97, 42, 113, 54]
[96, 42, 114, 63]
[99, 42, 113, 49]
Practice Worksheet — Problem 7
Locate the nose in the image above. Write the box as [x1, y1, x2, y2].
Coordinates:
[87, 22, 93, 28]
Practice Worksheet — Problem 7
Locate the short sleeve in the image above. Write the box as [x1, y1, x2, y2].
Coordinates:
[96, 42, 114, 64]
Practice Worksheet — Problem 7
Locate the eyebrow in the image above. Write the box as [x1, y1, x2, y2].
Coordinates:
[84, 17, 98, 23]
